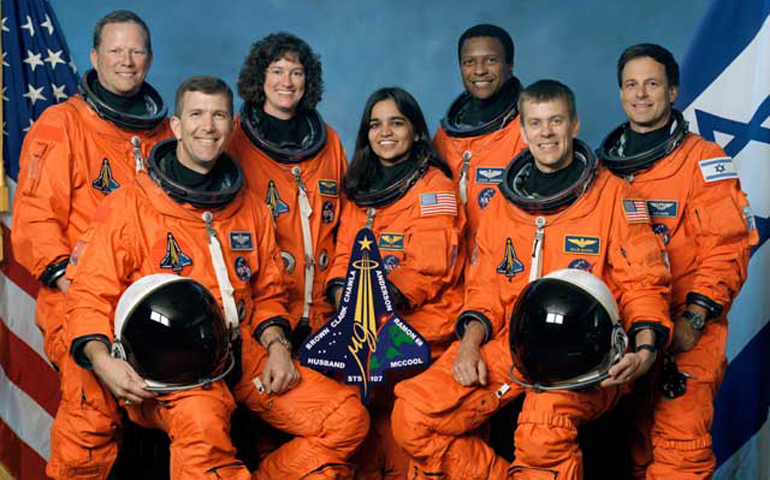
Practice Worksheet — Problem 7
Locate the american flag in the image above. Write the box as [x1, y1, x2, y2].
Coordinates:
[622, 198, 650, 224]
[1, 0, 78, 478]
[419, 192, 457, 217]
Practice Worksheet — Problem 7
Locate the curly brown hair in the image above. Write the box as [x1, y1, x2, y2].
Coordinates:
[237, 32, 324, 113]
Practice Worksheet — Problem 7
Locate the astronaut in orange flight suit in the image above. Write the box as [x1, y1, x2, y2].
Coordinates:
[597, 44, 757, 479]
[53, 78, 368, 480]
[432, 24, 527, 236]
[12, 11, 170, 367]
[227, 32, 347, 345]
[392, 80, 673, 480]
[326, 164, 466, 360]
[323, 87, 466, 480]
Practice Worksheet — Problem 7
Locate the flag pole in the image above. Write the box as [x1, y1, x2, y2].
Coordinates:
[0, 0, 6, 263]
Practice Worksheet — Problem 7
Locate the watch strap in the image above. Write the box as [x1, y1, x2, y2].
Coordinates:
[683, 310, 706, 331]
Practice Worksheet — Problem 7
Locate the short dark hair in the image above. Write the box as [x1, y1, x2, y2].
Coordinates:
[617, 43, 679, 88]
[174, 76, 234, 117]
[518, 79, 577, 121]
[345, 87, 451, 197]
[458, 24, 514, 65]
[237, 32, 323, 113]
[93, 10, 152, 54]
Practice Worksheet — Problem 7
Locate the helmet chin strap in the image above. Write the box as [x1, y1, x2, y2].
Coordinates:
[202, 211, 240, 340]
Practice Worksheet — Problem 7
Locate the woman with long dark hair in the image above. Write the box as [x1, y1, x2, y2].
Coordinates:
[326, 87, 466, 479]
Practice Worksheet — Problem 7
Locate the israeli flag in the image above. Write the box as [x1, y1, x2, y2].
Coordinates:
[676, 0, 770, 477]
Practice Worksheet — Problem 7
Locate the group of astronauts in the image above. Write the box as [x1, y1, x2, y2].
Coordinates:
[11, 8, 757, 480]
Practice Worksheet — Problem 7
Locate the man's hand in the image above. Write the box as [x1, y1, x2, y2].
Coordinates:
[452, 320, 488, 387]
[85, 341, 155, 404]
[55, 277, 71, 295]
[600, 328, 656, 388]
[599, 349, 655, 387]
[670, 305, 707, 353]
[259, 326, 300, 395]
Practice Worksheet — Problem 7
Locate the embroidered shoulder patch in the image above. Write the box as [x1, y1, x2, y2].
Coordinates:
[478, 188, 496, 210]
[230, 232, 254, 251]
[622, 198, 651, 224]
[564, 235, 601, 255]
[234, 256, 252, 281]
[646, 200, 678, 218]
[265, 180, 289, 218]
[92, 158, 120, 195]
[420, 192, 457, 217]
[475, 167, 505, 184]
[699, 157, 738, 183]
[497, 238, 525, 279]
[317, 179, 339, 197]
[158, 232, 193, 275]
[379, 233, 405, 251]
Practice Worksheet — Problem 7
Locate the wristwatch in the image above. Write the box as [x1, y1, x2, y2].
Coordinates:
[682, 310, 706, 331]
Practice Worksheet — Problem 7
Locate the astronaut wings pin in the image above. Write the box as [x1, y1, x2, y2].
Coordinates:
[300, 228, 431, 403]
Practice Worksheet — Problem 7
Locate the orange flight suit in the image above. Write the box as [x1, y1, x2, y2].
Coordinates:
[433, 116, 527, 236]
[51, 160, 368, 479]
[326, 166, 466, 480]
[12, 95, 170, 366]
[611, 134, 756, 479]
[392, 166, 672, 480]
[227, 120, 347, 334]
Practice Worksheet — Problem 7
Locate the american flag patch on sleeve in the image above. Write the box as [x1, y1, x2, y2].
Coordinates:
[622, 199, 651, 224]
[420, 192, 458, 217]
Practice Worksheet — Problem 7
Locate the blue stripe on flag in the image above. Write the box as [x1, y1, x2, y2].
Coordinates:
[675, 0, 770, 111]
[713, 319, 770, 464]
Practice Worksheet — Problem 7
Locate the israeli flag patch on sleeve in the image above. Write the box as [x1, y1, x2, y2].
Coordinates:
[699, 157, 738, 183]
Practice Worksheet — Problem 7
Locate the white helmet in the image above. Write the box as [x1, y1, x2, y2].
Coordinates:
[509, 269, 628, 391]
[112, 274, 233, 392]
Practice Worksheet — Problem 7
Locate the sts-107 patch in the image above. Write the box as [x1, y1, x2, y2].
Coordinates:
[300, 228, 430, 403]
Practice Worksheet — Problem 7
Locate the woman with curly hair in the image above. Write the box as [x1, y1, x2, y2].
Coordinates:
[228, 31, 346, 349]
[227, 33, 365, 479]
[325, 87, 467, 479]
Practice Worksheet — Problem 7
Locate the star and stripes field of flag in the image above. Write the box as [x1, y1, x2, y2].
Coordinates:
[1, 0, 79, 479]
[419, 192, 457, 217]
[622, 198, 651, 224]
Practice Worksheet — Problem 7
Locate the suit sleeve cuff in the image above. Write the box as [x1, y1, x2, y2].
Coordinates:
[387, 280, 411, 311]
[325, 277, 345, 305]
[455, 311, 492, 344]
[252, 316, 292, 344]
[627, 322, 669, 351]
[39, 257, 69, 288]
[686, 292, 724, 319]
[71, 335, 111, 370]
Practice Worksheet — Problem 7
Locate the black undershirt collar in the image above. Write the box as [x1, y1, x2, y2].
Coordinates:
[366, 158, 415, 194]
[454, 77, 518, 127]
[92, 78, 148, 116]
[521, 157, 584, 198]
[252, 106, 311, 147]
[622, 119, 674, 158]
[160, 148, 231, 205]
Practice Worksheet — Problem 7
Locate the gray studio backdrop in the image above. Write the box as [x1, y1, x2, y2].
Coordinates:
[56, 0, 709, 155]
